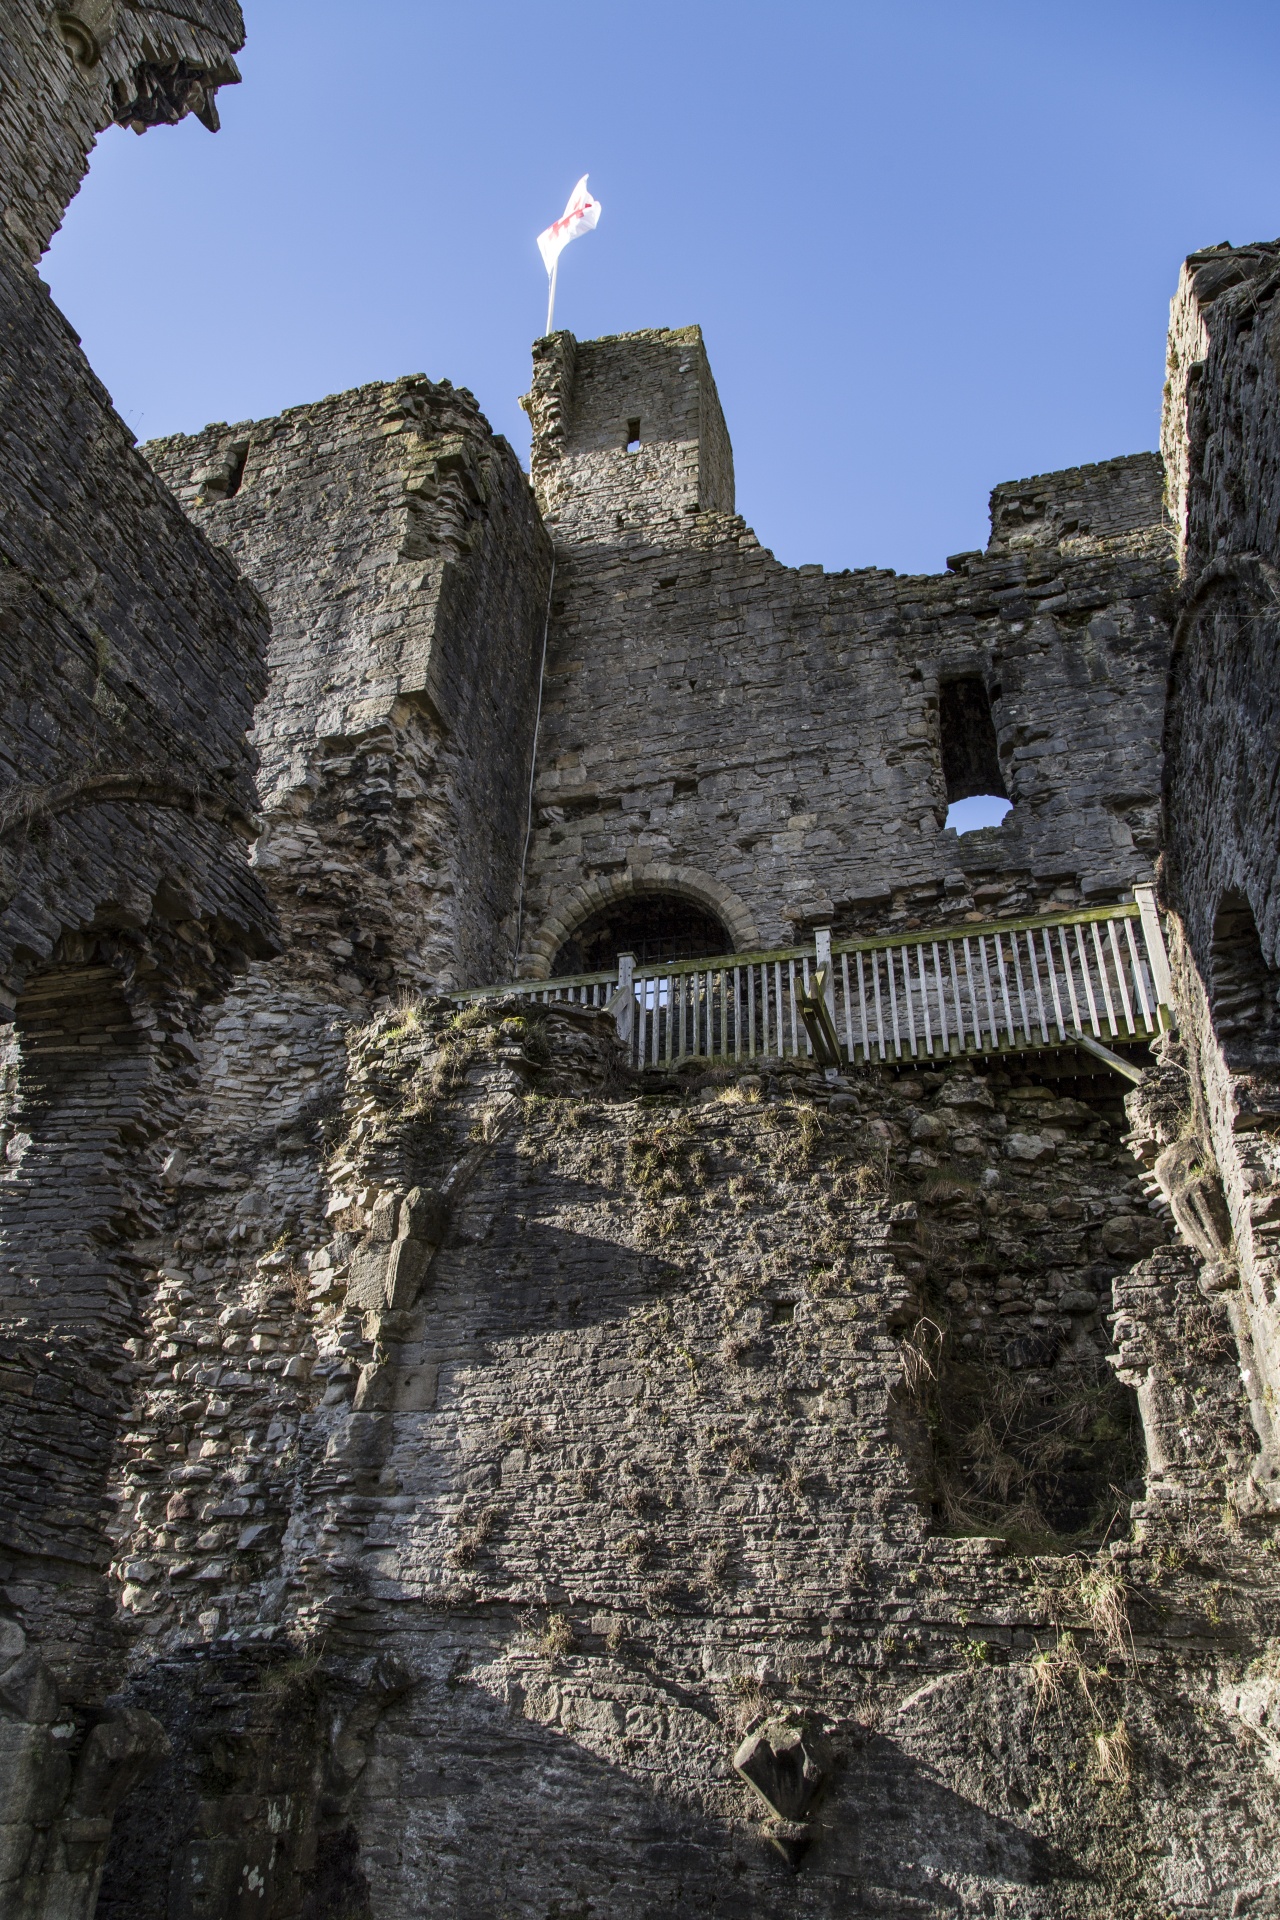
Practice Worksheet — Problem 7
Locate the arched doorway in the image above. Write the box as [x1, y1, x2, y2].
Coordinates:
[552, 892, 732, 976]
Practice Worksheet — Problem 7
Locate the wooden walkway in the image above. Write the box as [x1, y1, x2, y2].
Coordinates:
[454, 888, 1173, 1073]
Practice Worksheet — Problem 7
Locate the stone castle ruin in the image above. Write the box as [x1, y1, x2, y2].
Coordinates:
[3, 5, 1280, 1915]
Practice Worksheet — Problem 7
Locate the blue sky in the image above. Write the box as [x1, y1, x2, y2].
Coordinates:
[45, 0, 1280, 582]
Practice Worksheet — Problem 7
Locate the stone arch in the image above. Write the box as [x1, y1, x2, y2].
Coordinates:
[522, 864, 759, 981]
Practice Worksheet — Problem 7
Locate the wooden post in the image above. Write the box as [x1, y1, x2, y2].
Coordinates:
[815, 928, 840, 1078]
[1134, 884, 1175, 1025]
[608, 951, 636, 1051]
[815, 927, 835, 1020]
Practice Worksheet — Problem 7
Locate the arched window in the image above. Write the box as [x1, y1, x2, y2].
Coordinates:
[553, 893, 731, 976]
[939, 675, 1011, 833]
[1208, 890, 1280, 1065]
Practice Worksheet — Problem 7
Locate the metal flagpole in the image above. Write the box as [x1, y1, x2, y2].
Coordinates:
[545, 258, 558, 336]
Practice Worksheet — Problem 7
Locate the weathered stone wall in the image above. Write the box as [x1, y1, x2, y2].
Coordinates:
[6, 9, 1280, 1889]
[0, 269, 273, 1026]
[1160, 241, 1280, 981]
[0, 8, 275, 1911]
[523, 325, 735, 539]
[1153, 240, 1280, 1508]
[518, 328, 1176, 976]
[94, 1008, 1280, 1916]
[1, 0, 246, 267]
[35, 380, 554, 1913]
[147, 372, 552, 998]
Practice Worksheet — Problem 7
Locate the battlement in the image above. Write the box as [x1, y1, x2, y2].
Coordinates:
[985, 450, 1168, 556]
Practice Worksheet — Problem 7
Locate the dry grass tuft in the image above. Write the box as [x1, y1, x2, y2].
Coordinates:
[898, 1307, 1141, 1551]
[538, 1612, 575, 1657]
[449, 1004, 495, 1034]
[1027, 1631, 1101, 1722]
[730, 1672, 767, 1727]
[898, 1317, 945, 1395]
[780, 1462, 809, 1501]
[448, 1504, 500, 1568]
[1075, 1568, 1133, 1661]
[1093, 1717, 1133, 1785]
[714, 1083, 762, 1107]
[703, 1544, 733, 1590]
[468, 1105, 507, 1144]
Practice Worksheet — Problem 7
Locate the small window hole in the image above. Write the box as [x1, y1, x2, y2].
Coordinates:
[223, 442, 249, 498]
[205, 439, 249, 502]
[625, 418, 641, 453]
[939, 675, 1011, 833]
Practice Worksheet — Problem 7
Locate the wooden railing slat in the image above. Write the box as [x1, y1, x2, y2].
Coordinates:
[1124, 916, 1152, 1030]
[1108, 919, 1135, 1034]
[1091, 921, 1118, 1037]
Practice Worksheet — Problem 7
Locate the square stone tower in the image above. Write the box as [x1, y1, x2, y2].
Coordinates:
[522, 324, 735, 537]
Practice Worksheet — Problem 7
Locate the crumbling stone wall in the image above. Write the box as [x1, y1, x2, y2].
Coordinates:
[114, 387, 553, 1754]
[94, 1008, 1280, 1915]
[44, 382, 555, 1912]
[1154, 240, 1280, 1507]
[1, 0, 246, 268]
[125, 395, 552, 1715]
[518, 328, 1177, 975]
[147, 372, 552, 999]
[0, 6, 275, 1911]
[6, 10, 1280, 1888]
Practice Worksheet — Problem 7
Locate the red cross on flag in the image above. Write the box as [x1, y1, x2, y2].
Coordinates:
[537, 175, 602, 274]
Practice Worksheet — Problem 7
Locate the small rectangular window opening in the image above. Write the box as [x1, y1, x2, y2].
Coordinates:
[223, 441, 249, 498]
[939, 676, 1008, 805]
[203, 439, 249, 502]
[625, 418, 641, 453]
[939, 674, 1011, 834]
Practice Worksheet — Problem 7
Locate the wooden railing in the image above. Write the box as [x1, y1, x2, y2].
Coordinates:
[453, 889, 1174, 1073]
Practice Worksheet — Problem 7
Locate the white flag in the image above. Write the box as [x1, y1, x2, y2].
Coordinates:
[537, 175, 602, 273]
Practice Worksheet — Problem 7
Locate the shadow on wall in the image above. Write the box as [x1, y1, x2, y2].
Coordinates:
[1, 963, 151, 1318]
[354, 1658, 1065, 1914]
